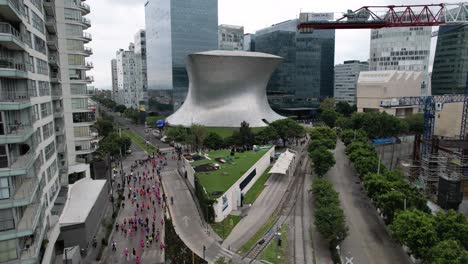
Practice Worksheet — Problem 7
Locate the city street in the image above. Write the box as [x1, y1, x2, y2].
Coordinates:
[327, 141, 412, 264]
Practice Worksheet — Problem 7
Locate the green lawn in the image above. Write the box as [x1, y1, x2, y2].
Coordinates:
[121, 130, 159, 154]
[259, 224, 288, 263]
[210, 214, 242, 240]
[243, 166, 272, 205]
[194, 149, 269, 199]
[238, 213, 279, 254]
[205, 127, 265, 139]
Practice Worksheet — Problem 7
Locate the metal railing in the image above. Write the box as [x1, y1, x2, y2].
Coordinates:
[0, 23, 22, 41]
[81, 17, 91, 26]
[0, 58, 26, 71]
[82, 32, 92, 40]
[8, 149, 35, 170]
[4, 0, 26, 17]
[12, 178, 38, 202]
[84, 47, 93, 54]
[0, 90, 30, 102]
[85, 76, 94, 82]
[80, 2, 90, 11]
[4, 124, 32, 136]
[85, 61, 93, 68]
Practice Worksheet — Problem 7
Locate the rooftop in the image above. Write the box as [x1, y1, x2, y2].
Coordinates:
[59, 178, 106, 226]
[193, 148, 270, 199]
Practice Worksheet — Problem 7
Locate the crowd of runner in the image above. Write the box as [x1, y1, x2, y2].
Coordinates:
[109, 153, 172, 263]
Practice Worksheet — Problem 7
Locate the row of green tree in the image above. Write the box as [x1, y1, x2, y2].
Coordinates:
[92, 95, 117, 110]
[308, 127, 337, 177]
[319, 99, 423, 139]
[166, 119, 305, 151]
[312, 179, 348, 263]
[340, 130, 468, 263]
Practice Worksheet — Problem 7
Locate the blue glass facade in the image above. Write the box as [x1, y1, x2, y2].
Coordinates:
[255, 19, 335, 109]
[145, 0, 218, 113]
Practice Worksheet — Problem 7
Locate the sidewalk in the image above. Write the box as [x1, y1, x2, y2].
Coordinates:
[161, 169, 259, 264]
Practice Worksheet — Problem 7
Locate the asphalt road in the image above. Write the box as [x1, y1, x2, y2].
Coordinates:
[327, 141, 412, 264]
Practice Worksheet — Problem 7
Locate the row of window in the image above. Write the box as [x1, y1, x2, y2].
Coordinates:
[42, 121, 54, 140]
[40, 102, 52, 118]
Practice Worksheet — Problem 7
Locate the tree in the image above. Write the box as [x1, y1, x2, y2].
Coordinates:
[123, 108, 140, 124]
[99, 132, 131, 156]
[269, 119, 305, 147]
[255, 126, 278, 145]
[238, 121, 255, 148]
[115, 104, 127, 113]
[166, 126, 189, 144]
[404, 113, 424, 135]
[309, 138, 336, 150]
[320, 109, 341, 128]
[309, 127, 337, 143]
[376, 190, 405, 223]
[94, 118, 114, 138]
[319, 98, 335, 112]
[335, 101, 356, 117]
[390, 209, 438, 260]
[434, 210, 468, 249]
[204, 132, 224, 150]
[340, 129, 368, 146]
[309, 146, 336, 177]
[191, 124, 207, 152]
[428, 240, 468, 264]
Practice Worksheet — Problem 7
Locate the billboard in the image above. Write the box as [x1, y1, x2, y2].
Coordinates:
[300, 12, 334, 22]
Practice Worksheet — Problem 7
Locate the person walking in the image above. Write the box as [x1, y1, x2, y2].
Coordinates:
[111, 241, 117, 252]
[124, 248, 129, 260]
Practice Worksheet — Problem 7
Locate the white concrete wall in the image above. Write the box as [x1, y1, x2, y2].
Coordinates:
[213, 147, 275, 222]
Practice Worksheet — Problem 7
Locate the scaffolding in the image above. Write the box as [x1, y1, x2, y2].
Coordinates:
[420, 154, 448, 196]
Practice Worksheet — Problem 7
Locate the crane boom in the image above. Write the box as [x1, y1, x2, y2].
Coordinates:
[298, 3, 468, 31]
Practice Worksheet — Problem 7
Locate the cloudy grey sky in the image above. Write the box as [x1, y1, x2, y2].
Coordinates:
[88, 0, 458, 89]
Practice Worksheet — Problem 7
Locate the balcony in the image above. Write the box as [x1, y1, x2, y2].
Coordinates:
[0, 58, 27, 79]
[81, 17, 91, 28]
[0, 23, 25, 51]
[45, 16, 56, 34]
[85, 61, 93, 69]
[0, 90, 31, 111]
[47, 35, 58, 51]
[20, 219, 46, 263]
[84, 47, 93, 56]
[82, 32, 92, 42]
[0, 125, 34, 144]
[52, 90, 62, 100]
[0, 0, 25, 22]
[55, 126, 64, 136]
[50, 72, 60, 83]
[56, 140, 65, 153]
[0, 178, 39, 209]
[79, 2, 90, 15]
[0, 149, 35, 178]
[43, 0, 56, 17]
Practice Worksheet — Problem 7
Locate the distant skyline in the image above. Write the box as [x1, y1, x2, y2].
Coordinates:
[88, 0, 459, 89]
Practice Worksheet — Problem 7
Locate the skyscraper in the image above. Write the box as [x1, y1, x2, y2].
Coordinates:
[145, 0, 218, 113]
[254, 15, 335, 110]
[134, 30, 148, 110]
[369, 27, 432, 95]
[111, 59, 118, 100]
[335, 60, 369, 105]
[431, 25, 468, 95]
[114, 44, 144, 110]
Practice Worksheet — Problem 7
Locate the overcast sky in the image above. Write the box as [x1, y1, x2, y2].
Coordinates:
[88, 0, 459, 89]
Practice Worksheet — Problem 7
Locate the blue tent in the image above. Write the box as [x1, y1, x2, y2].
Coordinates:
[156, 120, 165, 128]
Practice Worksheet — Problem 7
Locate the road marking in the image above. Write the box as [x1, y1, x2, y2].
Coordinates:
[345, 257, 354, 264]
[182, 215, 190, 227]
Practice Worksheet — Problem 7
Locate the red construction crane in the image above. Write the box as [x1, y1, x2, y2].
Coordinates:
[298, 3, 468, 31]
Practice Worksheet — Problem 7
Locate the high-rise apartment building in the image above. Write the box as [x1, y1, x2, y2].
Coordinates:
[145, 0, 218, 113]
[334, 60, 369, 105]
[255, 15, 335, 110]
[431, 25, 468, 95]
[218, 24, 244, 51]
[114, 44, 144, 110]
[369, 27, 432, 95]
[0, 0, 95, 262]
[134, 30, 147, 110]
[111, 59, 118, 100]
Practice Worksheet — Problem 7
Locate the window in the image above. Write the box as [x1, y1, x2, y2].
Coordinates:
[40, 102, 52, 118]
[33, 35, 46, 55]
[68, 54, 84, 66]
[0, 239, 18, 262]
[36, 58, 48, 75]
[0, 146, 7, 169]
[46, 159, 57, 182]
[64, 8, 81, 21]
[0, 209, 14, 231]
[38, 81, 50, 96]
[0, 179, 9, 200]
[31, 11, 44, 33]
[23, 31, 32, 48]
[44, 141, 55, 161]
[24, 5, 29, 23]
[28, 80, 37, 97]
[27, 56, 35, 73]
[42, 122, 54, 140]
[32, 105, 40, 123]
[74, 126, 90, 137]
[71, 98, 88, 110]
[30, 0, 43, 13]
[34, 151, 44, 174]
[66, 39, 83, 51]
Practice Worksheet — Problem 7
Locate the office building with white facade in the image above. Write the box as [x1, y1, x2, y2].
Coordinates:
[369, 27, 432, 95]
[114, 44, 144, 110]
[218, 24, 244, 51]
[111, 59, 118, 100]
[134, 30, 147, 110]
[334, 60, 369, 105]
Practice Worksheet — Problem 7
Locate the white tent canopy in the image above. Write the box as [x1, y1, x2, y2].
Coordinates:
[269, 149, 296, 175]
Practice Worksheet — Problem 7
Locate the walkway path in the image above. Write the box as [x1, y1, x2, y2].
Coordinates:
[327, 141, 411, 264]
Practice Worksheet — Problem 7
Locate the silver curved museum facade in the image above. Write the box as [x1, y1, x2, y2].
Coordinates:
[166, 50, 286, 127]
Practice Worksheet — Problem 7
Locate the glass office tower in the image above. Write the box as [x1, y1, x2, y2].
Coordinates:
[431, 25, 468, 95]
[145, 0, 218, 114]
[255, 19, 335, 109]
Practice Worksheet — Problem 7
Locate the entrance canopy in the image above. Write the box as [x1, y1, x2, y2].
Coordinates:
[269, 149, 296, 175]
